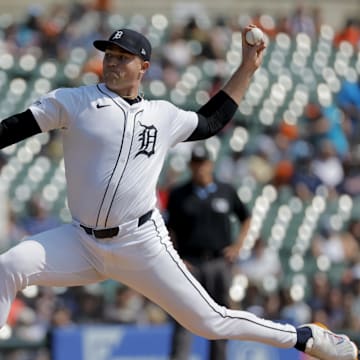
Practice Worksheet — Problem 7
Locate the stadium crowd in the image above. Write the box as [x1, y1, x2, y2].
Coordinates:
[0, 0, 359, 359]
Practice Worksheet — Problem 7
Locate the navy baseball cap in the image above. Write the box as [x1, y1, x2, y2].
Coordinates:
[93, 28, 152, 61]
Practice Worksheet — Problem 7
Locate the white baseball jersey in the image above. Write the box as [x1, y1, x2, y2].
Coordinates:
[0, 83, 299, 351]
[30, 83, 198, 228]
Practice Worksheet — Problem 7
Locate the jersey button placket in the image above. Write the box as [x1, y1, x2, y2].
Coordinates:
[96, 109, 133, 227]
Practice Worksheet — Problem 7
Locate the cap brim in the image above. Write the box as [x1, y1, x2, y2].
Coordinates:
[93, 40, 138, 56]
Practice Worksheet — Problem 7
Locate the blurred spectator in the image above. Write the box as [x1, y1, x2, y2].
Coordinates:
[215, 149, 250, 185]
[341, 155, 360, 196]
[342, 288, 356, 329]
[311, 308, 331, 328]
[262, 292, 282, 321]
[208, 75, 224, 97]
[82, 54, 103, 80]
[238, 238, 282, 288]
[160, 59, 181, 88]
[14, 307, 45, 342]
[93, 0, 112, 12]
[1, 210, 27, 249]
[247, 144, 275, 184]
[349, 279, 360, 331]
[276, 15, 291, 35]
[46, 304, 74, 359]
[271, 122, 299, 188]
[21, 196, 61, 235]
[280, 288, 312, 326]
[183, 17, 210, 59]
[349, 219, 360, 243]
[250, 11, 278, 39]
[254, 131, 282, 163]
[9, 5, 43, 53]
[162, 25, 193, 69]
[75, 287, 104, 324]
[206, 16, 232, 60]
[50, 304, 73, 328]
[334, 18, 360, 49]
[272, 159, 294, 188]
[303, 101, 350, 160]
[287, 3, 317, 38]
[34, 288, 59, 330]
[104, 286, 146, 324]
[336, 74, 360, 144]
[241, 283, 265, 316]
[311, 140, 344, 195]
[312, 218, 360, 264]
[272, 122, 298, 160]
[326, 287, 346, 329]
[307, 272, 331, 312]
[278, 121, 300, 143]
[344, 219, 360, 261]
[7, 295, 28, 328]
[311, 6, 324, 36]
[291, 152, 322, 201]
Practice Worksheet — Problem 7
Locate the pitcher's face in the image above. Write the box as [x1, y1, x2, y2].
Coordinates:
[102, 46, 149, 96]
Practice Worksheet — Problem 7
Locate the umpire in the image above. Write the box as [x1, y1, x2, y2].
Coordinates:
[167, 143, 251, 360]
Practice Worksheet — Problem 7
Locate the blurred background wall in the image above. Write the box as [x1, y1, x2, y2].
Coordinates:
[0, 0, 359, 29]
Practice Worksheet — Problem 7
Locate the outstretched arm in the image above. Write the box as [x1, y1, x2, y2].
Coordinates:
[0, 109, 41, 149]
[187, 25, 266, 142]
[222, 24, 266, 104]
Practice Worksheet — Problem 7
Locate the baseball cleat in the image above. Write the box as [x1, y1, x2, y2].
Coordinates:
[298, 323, 358, 360]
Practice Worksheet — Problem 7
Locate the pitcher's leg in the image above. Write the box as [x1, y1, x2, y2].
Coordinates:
[0, 224, 105, 328]
[111, 240, 297, 348]
[113, 236, 297, 349]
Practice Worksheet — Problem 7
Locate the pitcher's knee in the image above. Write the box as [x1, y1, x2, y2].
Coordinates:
[0, 242, 41, 289]
[191, 328, 221, 340]
[184, 319, 223, 340]
[0, 253, 12, 275]
[0, 249, 24, 276]
[0, 252, 22, 288]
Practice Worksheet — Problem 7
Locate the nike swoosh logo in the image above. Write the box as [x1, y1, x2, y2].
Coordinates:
[96, 104, 111, 109]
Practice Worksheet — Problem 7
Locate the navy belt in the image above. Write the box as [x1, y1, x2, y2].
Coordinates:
[80, 210, 153, 239]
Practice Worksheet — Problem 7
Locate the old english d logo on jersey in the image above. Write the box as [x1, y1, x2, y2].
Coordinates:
[135, 122, 157, 158]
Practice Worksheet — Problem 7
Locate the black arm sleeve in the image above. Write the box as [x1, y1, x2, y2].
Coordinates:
[0, 109, 41, 149]
[186, 90, 238, 141]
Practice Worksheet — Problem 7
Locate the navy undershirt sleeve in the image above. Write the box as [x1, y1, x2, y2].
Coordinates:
[186, 90, 238, 141]
[0, 109, 41, 149]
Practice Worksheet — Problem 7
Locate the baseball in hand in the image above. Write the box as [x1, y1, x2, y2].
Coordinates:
[245, 27, 264, 46]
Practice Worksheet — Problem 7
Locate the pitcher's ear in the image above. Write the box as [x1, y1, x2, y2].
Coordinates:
[141, 61, 150, 72]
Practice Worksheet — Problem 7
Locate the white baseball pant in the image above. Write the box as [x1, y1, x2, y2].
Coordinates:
[0, 209, 297, 348]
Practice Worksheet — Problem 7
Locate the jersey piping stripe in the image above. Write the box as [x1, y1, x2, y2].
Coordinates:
[95, 84, 127, 227]
[104, 110, 142, 226]
[150, 217, 297, 336]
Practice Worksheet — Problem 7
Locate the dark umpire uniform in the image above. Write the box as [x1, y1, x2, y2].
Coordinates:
[167, 144, 251, 360]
